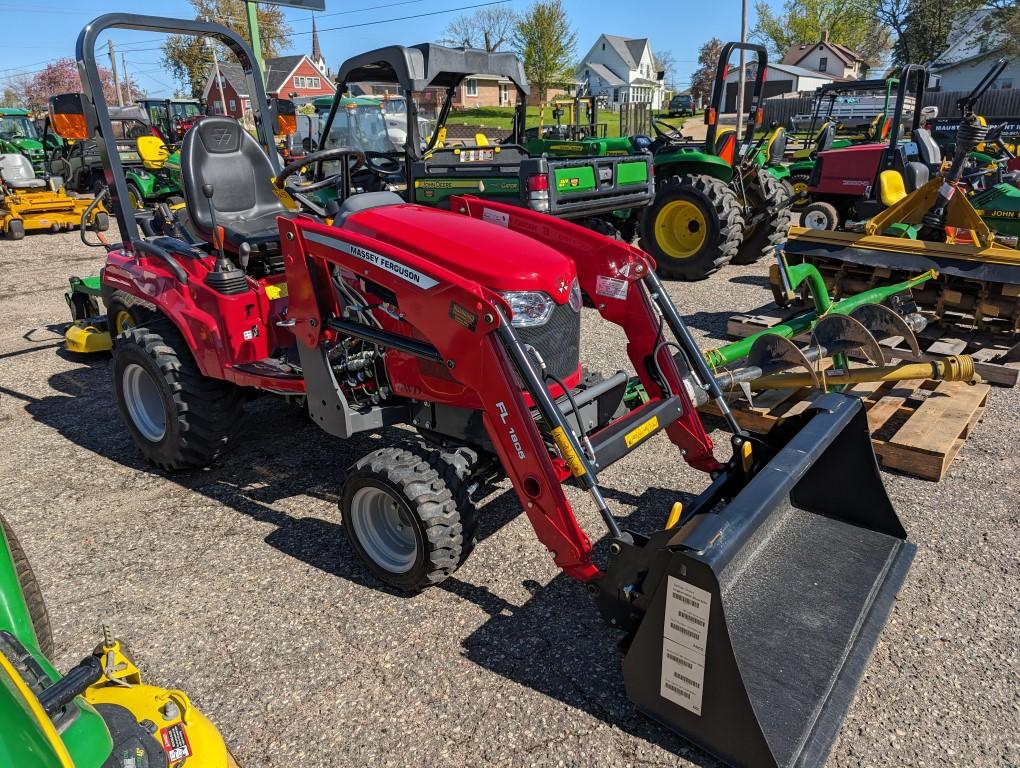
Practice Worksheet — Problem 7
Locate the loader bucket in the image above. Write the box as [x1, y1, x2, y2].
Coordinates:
[618, 394, 914, 768]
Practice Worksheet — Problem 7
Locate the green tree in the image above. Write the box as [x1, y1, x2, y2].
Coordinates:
[512, 0, 577, 103]
[1, 87, 21, 108]
[752, 0, 892, 67]
[162, 0, 292, 98]
[690, 37, 723, 103]
[877, 0, 1006, 65]
[442, 6, 518, 52]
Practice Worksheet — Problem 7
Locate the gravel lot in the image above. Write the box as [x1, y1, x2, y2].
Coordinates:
[0, 230, 1017, 767]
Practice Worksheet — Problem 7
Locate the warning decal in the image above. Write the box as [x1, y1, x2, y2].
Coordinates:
[482, 207, 510, 228]
[595, 275, 628, 300]
[160, 722, 192, 762]
[660, 576, 711, 715]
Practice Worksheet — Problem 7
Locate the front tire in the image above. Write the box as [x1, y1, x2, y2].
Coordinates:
[733, 170, 794, 265]
[640, 174, 743, 281]
[789, 172, 812, 209]
[112, 320, 243, 470]
[1, 513, 54, 658]
[92, 211, 110, 232]
[341, 443, 476, 592]
[6, 219, 25, 240]
[801, 201, 841, 231]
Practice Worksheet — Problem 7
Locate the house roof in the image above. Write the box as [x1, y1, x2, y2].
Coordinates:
[585, 61, 625, 87]
[931, 9, 1005, 71]
[726, 62, 838, 82]
[205, 55, 334, 100]
[601, 34, 650, 70]
[782, 40, 865, 68]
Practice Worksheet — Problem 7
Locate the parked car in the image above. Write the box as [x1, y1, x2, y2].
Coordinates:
[667, 94, 695, 117]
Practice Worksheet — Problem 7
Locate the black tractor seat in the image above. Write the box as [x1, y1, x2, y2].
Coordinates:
[180, 117, 293, 254]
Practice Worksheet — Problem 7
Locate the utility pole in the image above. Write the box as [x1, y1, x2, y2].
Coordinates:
[209, 39, 228, 117]
[735, 0, 747, 141]
[121, 53, 132, 103]
[108, 39, 124, 106]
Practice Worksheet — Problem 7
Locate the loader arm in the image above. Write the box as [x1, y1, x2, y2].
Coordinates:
[450, 195, 721, 473]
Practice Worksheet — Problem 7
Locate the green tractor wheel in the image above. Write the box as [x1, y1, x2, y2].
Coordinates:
[0, 513, 54, 657]
[640, 174, 743, 281]
[126, 182, 145, 210]
[789, 172, 812, 209]
[733, 170, 794, 265]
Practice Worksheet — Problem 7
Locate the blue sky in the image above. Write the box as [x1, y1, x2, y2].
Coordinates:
[1, 0, 783, 98]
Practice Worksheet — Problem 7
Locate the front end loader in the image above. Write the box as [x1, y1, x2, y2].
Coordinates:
[69, 14, 917, 767]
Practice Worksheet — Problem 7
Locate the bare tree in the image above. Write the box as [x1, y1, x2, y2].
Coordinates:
[442, 6, 518, 51]
[653, 49, 677, 89]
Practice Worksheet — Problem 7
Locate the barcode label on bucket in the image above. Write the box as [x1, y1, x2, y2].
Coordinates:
[660, 577, 711, 715]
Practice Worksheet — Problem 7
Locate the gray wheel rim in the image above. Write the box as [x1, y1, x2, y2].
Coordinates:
[803, 210, 831, 230]
[349, 486, 417, 573]
[122, 363, 167, 443]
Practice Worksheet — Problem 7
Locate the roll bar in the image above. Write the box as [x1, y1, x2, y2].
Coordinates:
[75, 14, 279, 245]
[706, 42, 768, 153]
[882, 64, 927, 170]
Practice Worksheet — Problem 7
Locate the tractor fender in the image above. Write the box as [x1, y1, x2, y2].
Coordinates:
[654, 151, 733, 184]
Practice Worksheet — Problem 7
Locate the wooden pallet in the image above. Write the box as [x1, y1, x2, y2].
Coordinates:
[701, 377, 989, 481]
[727, 304, 1020, 387]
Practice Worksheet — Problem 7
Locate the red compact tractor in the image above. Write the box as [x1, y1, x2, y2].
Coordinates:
[63, 15, 917, 768]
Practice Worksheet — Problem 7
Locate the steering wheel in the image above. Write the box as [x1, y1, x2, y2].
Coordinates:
[363, 151, 402, 177]
[275, 147, 366, 195]
[652, 119, 684, 142]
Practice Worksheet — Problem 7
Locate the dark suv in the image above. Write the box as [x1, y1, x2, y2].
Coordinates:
[667, 94, 695, 117]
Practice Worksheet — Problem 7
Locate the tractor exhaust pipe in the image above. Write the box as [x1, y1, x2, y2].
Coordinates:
[598, 395, 915, 768]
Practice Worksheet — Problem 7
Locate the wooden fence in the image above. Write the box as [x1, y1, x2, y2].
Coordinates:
[619, 102, 652, 137]
[762, 89, 1020, 129]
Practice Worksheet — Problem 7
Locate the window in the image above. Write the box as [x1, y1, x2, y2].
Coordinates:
[818, 57, 828, 73]
[212, 101, 224, 115]
[999, 79, 1014, 90]
[613, 88, 619, 102]
[309, 76, 320, 89]
[466, 79, 478, 96]
[228, 99, 236, 112]
[499, 83, 509, 105]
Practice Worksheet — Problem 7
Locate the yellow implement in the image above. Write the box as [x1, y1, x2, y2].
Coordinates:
[743, 354, 979, 391]
[1, 153, 106, 238]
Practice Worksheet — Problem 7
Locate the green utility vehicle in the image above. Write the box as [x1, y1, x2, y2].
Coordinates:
[0, 108, 61, 173]
[633, 42, 792, 280]
[49, 104, 181, 206]
[313, 44, 654, 228]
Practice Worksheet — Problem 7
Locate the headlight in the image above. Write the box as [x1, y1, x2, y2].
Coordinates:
[502, 290, 555, 327]
[567, 278, 582, 312]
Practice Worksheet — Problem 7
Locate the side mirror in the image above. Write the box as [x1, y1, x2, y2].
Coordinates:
[48, 93, 91, 141]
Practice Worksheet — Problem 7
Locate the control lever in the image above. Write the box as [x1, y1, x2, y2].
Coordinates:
[199, 183, 248, 294]
[202, 183, 229, 271]
[239, 242, 251, 270]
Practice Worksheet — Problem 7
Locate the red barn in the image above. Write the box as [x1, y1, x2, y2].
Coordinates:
[204, 55, 335, 119]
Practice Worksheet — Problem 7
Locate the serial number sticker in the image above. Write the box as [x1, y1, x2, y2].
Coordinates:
[448, 301, 477, 331]
[660, 576, 711, 715]
[265, 283, 288, 300]
[624, 415, 659, 448]
[595, 275, 628, 300]
[482, 207, 510, 228]
[160, 722, 192, 762]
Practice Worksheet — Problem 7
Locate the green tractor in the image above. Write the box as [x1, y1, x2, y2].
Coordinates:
[0, 107, 61, 174]
[0, 510, 237, 766]
[636, 42, 793, 280]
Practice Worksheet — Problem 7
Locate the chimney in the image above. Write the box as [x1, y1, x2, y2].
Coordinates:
[821, 29, 829, 43]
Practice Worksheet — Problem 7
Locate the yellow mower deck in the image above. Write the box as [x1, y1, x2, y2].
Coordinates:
[1, 187, 100, 234]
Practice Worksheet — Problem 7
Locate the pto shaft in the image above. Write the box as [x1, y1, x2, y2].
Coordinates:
[743, 355, 978, 391]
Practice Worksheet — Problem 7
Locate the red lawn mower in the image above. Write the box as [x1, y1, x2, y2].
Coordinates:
[61, 14, 916, 768]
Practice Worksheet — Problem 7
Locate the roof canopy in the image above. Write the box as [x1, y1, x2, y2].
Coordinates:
[336, 43, 529, 95]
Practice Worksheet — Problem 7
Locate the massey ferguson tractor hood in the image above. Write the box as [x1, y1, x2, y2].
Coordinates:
[341, 202, 578, 298]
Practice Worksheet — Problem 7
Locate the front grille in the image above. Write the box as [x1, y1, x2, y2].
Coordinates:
[518, 301, 580, 380]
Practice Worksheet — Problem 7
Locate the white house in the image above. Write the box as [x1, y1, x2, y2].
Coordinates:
[781, 33, 868, 80]
[930, 9, 1020, 92]
[577, 34, 665, 110]
[722, 62, 836, 111]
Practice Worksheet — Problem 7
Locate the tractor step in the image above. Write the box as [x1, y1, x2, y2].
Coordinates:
[728, 301, 1020, 387]
[701, 374, 989, 482]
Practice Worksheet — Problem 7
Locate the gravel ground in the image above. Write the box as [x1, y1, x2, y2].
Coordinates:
[0, 230, 1017, 768]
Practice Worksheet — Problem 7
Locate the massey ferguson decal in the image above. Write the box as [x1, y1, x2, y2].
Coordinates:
[305, 231, 439, 289]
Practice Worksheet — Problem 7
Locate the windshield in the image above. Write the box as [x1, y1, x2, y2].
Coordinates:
[171, 102, 201, 119]
[0, 115, 38, 140]
[321, 105, 397, 155]
[382, 100, 406, 116]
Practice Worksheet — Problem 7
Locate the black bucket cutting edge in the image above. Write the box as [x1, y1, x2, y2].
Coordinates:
[619, 393, 915, 768]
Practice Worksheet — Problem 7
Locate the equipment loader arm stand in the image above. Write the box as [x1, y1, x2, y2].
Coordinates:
[278, 215, 600, 581]
[450, 195, 722, 473]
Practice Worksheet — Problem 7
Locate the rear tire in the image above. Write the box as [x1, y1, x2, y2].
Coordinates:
[126, 182, 145, 211]
[789, 172, 812, 209]
[112, 319, 243, 470]
[106, 292, 154, 337]
[733, 170, 794, 265]
[801, 201, 840, 231]
[341, 443, 476, 592]
[640, 174, 743, 281]
[0, 513, 54, 658]
[6, 220, 25, 240]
